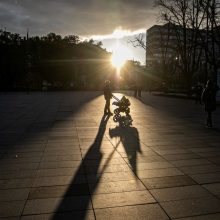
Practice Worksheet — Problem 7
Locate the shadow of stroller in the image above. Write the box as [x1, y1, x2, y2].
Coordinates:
[109, 120, 141, 175]
[52, 114, 110, 220]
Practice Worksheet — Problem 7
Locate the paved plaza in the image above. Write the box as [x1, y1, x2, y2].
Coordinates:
[0, 91, 220, 220]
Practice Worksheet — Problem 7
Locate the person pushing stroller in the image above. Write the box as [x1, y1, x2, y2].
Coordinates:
[103, 80, 113, 115]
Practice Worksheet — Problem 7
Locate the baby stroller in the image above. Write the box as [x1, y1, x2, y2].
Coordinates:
[112, 95, 133, 126]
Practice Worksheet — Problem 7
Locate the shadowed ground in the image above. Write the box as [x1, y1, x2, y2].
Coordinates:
[0, 91, 220, 220]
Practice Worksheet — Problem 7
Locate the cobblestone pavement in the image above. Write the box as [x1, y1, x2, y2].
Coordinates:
[0, 92, 220, 220]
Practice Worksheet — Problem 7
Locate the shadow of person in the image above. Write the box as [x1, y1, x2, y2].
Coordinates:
[109, 118, 141, 175]
[52, 114, 110, 220]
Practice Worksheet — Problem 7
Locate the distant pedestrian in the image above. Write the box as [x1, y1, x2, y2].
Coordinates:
[103, 80, 113, 115]
[201, 80, 217, 128]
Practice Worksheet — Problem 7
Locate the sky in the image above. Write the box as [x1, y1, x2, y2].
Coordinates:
[0, 0, 157, 64]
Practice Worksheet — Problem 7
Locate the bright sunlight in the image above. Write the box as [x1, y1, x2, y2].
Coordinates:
[111, 42, 132, 70]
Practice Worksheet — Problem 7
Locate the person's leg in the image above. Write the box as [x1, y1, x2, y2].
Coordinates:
[105, 99, 111, 114]
[104, 99, 109, 114]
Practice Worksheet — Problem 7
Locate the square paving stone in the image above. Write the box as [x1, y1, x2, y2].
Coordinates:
[175, 213, 220, 220]
[39, 161, 81, 169]
[95, 203, 169, 220]
[0, 201, 26, 218]
[0, 178, 34, 189]
[29, 184, 90, 199]
[131, 162, 174, 171]
[89, 179, 146, 194]
[0, 188, 30, 201]
[203, 183, 220, 195]
[87, 171, 136, 183]
[137, 167, 183, 179]
[170, 159, 211, 167]
[0, 170, 36, 180]
[160, 197, 220, 219]
[85, 164, 131, 174]
[0, 162, 39, 171]
[33, 175, 86, 187]
[190, 172, 220, 184]
[150, 185, 212, 202]
[162, 153, 201, 161]
[41, 155, 82, 162]
[142, 175, 196, 189]
[179, 164, 220, 175]
[92, 190, 156, 209]
[36, 167, 84, 177]
[21, 210, 95, 220]
[23, 196, 92, 215]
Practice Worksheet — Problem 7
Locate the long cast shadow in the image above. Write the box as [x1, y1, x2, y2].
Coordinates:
[52, 114, 110, 219]
[109, 117, 141, 175]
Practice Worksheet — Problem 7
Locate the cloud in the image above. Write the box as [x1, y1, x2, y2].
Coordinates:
[0, 0, 156, 36]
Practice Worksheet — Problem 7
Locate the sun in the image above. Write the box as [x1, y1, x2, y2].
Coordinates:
[111, 42, 132, 69]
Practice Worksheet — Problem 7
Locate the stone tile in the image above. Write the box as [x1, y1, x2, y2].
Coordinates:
[0, 188, 30, 201]
[124, 155, 166, 164]
[0, 201, 26, 218]
[84, 158, 126, 166]
[150, 185, 212, 202]
[29, 184, 90, 199]
[171, 159, 211, 167]
[0, 217, 19, 220]
[39, 160, 81, 169]
[137, 168, 183, 179]
[190, 172, 220, 184]
[33, 175, 86, 187]
[162, 153, 201, 161]
[179, 164, 220, 175]
[203, 183, 220, 195]
[85, 164, 131, 174]
[87, 171, 136, 183]
[175, 213, 220, 220]
[0, 170, 36, 180]
[0, 162, 39, 171]
[89, 180, 146, 194]
[160, 197, 220, 219]
[142, 175, 196, 189]
[154, 148, 190, 155]
[92, 190, 155, 209]
[23, 196, 92, 215]
[36, 167, 83, 177]
[132, 161, 174, 171]
[95, 204, 169, 220]
[21, 210, 95, 220]
[0, 178, 34, 189]
[41, 154, 82, 162]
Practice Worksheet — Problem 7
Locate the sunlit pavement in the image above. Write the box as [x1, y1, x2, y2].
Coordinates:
[0, 91, 220, 220]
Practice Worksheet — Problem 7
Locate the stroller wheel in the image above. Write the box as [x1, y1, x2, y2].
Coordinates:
[114, 109, 120, 114]
[113, 115, 119, 122]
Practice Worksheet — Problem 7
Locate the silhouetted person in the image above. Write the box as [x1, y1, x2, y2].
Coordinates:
[103, 80, 113, 115]
[201, 80, 216, 127]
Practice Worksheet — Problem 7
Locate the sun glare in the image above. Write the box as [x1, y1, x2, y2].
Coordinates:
[111, 42, 132, 69]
